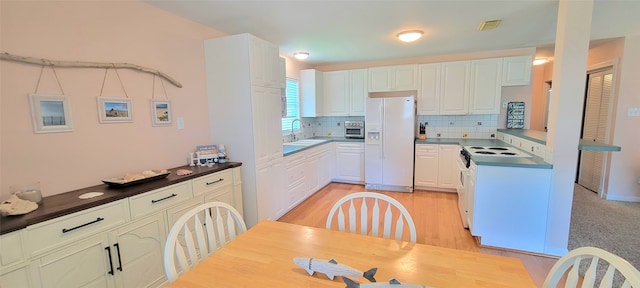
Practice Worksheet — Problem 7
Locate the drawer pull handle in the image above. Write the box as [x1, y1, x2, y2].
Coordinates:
[206, 178, 224, 185]
[151, 193, 177, 204]
[114, 243, 123, 271]
[105, 246, 114, 275]
[62, 217, 104, 233]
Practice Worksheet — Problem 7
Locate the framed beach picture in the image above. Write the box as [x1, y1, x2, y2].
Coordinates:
[97, 97, 133, 123]
[29, 94, 73, 133]
[150, 100, 172, 126]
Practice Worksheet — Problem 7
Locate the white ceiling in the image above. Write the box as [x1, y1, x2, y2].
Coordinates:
[146, 0, 640, 66]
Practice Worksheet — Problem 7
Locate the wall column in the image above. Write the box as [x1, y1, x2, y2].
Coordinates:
[544, 0, 593, 255]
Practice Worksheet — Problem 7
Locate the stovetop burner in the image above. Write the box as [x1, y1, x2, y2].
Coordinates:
[463, 145, 531, 158]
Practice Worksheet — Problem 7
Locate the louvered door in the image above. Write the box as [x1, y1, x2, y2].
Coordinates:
[578, 69, 613, 194]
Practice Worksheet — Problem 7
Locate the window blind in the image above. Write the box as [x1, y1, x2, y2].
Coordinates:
[282, 78, 300, 133]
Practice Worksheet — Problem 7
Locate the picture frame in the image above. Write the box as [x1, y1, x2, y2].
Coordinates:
[97, 97, 133, 123]
[29, 94, 73, 133]
[150, 100, 172, 126]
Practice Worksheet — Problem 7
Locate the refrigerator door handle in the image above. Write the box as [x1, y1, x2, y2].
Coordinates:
[381, 103, 385, 159]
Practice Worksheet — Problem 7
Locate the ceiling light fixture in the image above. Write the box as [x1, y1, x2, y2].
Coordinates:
[293, 52, 309, 60]
[397, 30, 424, 42]
[533, 58, 549, 65]
[478, 19, 502, 31]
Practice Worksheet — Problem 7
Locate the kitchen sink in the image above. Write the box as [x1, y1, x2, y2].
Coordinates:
[283, 139, 329, 146]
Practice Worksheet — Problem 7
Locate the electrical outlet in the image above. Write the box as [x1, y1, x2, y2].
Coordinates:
[463, 133, 468, 138]
[449, 121, 454, 126]
[477, 121, 482, 126]
[628, 107, 640, 117]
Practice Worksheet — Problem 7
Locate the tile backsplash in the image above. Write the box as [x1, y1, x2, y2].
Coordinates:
[283, 114, 497, 142]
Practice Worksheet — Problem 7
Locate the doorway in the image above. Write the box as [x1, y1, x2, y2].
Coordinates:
[577, 67, 614, 195]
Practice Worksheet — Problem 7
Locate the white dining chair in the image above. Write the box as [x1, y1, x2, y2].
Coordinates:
[326, 192, 417, 243]
[163, 201, 247, 283]
[543, 246, 640, 288]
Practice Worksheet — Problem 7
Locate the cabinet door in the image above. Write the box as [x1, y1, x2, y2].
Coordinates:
[335, 149, 363, 182]
[414, 145, 439, 188]
[264, 41, 280, 88]
[256, 158, 285, 221]
[249, 37, 266, 87]
[110, 214, 167, 288]
[393, 65, 418, 91]
[1, 265, 32, 288]
[417, 63, 441, 115]
[277, 57, 286, 89]
[368, 67, 391, 92]
[32, 235, 116, 288]
[306, 153, 320, 193]
[300, 69, 323, 117]
[252, 87, 282, 162]
[349, 69, 368, 116]
[469, 58, 502, 114]
[438, 145, 459, 189]
[440, 61, 470, 115]
[502, 56, 532, 86]
[323, 71, 349, 116]
[318, 145, 335, 187]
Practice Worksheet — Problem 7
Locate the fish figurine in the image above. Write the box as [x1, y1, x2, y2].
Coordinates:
[293, 257, 377, 282]
[344, 278, 429, 288]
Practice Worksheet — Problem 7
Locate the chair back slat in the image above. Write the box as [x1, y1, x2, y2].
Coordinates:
[337, 206, 345, 231]
[348, 199, 356, 233]
[359, 199, 368, 235]
[394, 215, 405, 241]
[543, 247, 640, 288]
[582, 256, 599, 287]
[600, 265, 616, 288]
[204, 209, 216, 254]
[371, 199, 380, 237]
[164, 201, 246, 283]
[382, 202, 392, 239]
[326, 192, 416, 243]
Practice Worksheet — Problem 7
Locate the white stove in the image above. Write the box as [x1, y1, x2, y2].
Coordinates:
[463, 146, 531, 157]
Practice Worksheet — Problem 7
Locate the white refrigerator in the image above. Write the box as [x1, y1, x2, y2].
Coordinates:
[365, 96, 415, 192]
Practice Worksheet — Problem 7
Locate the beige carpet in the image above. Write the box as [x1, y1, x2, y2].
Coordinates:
[568, 184, 640, 284]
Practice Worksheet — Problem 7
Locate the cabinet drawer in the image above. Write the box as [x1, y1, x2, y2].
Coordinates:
[0, 231, 25, 268]
[335, 143, 363, 150]
[286, 162, 306, 185]
[130, 182, 192, 219]
[25, 200, 129, 257]
[416, 144, 438, 154]
[193, 169, 233, 196]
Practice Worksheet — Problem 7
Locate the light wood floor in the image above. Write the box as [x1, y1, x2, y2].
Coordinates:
[278, 182, 559, 288]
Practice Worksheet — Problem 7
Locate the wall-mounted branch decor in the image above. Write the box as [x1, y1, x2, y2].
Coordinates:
[0, 52, 183, 88]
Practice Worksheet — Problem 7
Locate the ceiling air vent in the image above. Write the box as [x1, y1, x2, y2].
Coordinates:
[478, 19, 502, 31]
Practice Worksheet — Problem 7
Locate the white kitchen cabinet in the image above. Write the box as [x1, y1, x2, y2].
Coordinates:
[31, 234, 115, 288]
[0, 230, 26, 269]
[440, 61, 470, 115]
[1, 265, 32, 288]
[277, 57, 286, 89]
[250, 36, 281, 88]
[305, 143, 334, 193]
[413, 144, 458, 191]
[417, 63, 441, 115]
[349, 69, 368, 116]
[334, 142, 364, 183]
[300, 69, 324, 117]
[284, 152, 307, 209]
[437, 145, 459, 189]
[323, 70, 350, 116]
[469, 58, 503, 114]
[414, 144, 439, 188]
[502, 56, 532, 86]
[368, 65, 418, 92]
[109, 213, 167, 288]
[205, 33, 283, 226]
[256, 157, 285, 221]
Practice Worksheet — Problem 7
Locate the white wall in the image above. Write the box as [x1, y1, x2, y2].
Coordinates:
[1, 1, 225, 199]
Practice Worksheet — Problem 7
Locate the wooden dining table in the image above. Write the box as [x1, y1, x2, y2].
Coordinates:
[166, 220, 537, 288]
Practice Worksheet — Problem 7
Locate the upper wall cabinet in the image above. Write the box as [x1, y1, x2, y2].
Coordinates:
[469, 58, 503, 114]
[502, 56, 533, 86]
[368, 64, 418, 92]
[250, 36, 282, 88]
[349, 69, 368, 116]
[278, 57, 286, 89]
[417, 63, 441, 115]
[323, 71, 350, 116]
[300, 69, 324, 117]
[440, 61, 470, 115]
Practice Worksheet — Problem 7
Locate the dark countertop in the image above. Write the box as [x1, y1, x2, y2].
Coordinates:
[415, 138, 552, 169]
[498, 129, 621, 152]
[283, 137, 364, 157]
[0, 162, 242, 235]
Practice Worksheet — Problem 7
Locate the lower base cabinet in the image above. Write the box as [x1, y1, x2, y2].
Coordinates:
[333, 143, 364, 183]
[414, 144, 458, 191]
[0, 167, 243, 288]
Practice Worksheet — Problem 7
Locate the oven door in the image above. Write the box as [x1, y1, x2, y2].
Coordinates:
[345, 127, 364, 138]
[456, 155, 470, 228]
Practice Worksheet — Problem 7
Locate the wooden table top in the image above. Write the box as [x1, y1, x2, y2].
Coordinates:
[166, 221, 537, 288]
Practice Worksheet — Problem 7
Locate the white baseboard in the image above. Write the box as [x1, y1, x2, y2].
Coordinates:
[544, 246, 569, 257]
[604, 194, 640, 202]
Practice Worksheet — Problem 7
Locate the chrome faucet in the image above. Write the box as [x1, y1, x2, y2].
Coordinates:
[290, 118, 301, 142]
